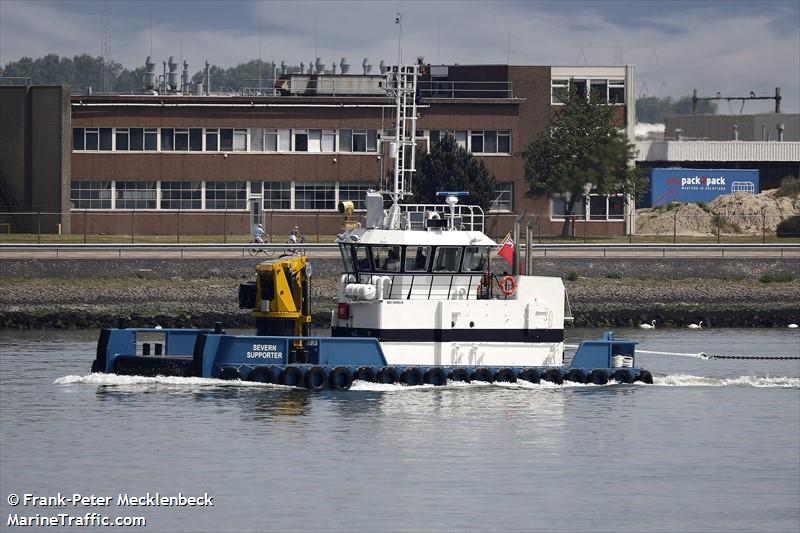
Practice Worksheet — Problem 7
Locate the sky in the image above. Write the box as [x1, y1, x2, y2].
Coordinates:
[1, 0, 798, 113]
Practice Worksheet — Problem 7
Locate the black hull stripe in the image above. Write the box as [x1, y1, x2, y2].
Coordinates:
[332, 327, 564, 343]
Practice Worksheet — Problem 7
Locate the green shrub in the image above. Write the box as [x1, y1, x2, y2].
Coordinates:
[759, 272, 794, 283]
[776, 215, 800, 238]
[564, 271, 579, 281]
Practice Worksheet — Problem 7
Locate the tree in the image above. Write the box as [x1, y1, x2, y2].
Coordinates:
[523, 89, 644, 237]
[411, 135, 497, 212]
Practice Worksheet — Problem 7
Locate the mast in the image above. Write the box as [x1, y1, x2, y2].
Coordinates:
[384, 64, 419, 222]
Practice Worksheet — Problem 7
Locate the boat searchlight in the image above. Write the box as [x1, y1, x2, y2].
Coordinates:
[436, 191, 469, 231]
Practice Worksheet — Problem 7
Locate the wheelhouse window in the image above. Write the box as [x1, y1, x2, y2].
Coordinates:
[372, 245, 401, 273]
[462, 246, 488, 272]
[70, 181, 111, 209]
[432, 247, 462, 273]
[405, 245, 431, 272]
[339, 244, 355, 273]
[354, 245, 371, 271]
[116, 181, 156, 209]
[161, 181, 202, 209]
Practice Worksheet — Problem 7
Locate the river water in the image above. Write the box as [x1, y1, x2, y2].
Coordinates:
[1, 328, 798, 532]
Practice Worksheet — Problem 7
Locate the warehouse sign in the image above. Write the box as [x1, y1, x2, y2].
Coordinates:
[650, 168, 759, 207]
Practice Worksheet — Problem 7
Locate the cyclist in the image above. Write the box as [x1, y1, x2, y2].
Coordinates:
[288, 225, 302, 245]
[253, 223, 265, 244]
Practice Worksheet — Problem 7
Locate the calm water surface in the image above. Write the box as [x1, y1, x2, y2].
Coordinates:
[1, 328, 798, 532]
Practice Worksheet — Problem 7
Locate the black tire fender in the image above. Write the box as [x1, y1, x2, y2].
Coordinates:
[540, 368, 564, 385]
[471, 367, 495, 383]
[423, 367, 447, 386]
[354, 366, 377, 383]
[518, 368, 541, 384]
[329, 366, 353, 390]
[587, 369, 609, 385]
[447, 368, 471, 383]
[279, 366, 304, 387]
[400, 367, 423, 386]
[248, 366, 277, 384]
[611, 368, 634, 384]
[495, 368, 517, 383]
[217, 367, 242, 381]
[377, 367, 399, 384]
[635, 369, 654, 384]
[564, 368, 587, 384]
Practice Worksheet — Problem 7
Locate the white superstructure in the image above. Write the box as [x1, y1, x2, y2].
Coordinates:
[331, 64, 567, 368]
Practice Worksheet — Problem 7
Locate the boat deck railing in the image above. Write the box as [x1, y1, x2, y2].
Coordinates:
[398, 204, 484, 232]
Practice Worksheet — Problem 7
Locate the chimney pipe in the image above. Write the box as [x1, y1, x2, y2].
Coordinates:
[775, 87, 781, 113]
[778, 123, 785, 142]
[732, 124, 739, 141]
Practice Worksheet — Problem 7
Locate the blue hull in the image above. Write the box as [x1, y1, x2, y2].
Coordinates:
[92, 328, 652, 388]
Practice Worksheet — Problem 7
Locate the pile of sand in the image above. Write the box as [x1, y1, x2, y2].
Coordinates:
[636, 189, 799, 236]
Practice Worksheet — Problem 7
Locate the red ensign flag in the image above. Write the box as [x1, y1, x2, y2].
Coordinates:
[496, 233, 514, 267]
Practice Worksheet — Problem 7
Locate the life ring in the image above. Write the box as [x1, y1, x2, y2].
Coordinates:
[499, 275, 516, 297]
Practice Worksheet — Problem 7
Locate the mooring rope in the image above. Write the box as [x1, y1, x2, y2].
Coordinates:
[564, 345, 800, 361]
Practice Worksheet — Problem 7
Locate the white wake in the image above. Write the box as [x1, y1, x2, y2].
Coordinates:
[55, 373, 799, 389]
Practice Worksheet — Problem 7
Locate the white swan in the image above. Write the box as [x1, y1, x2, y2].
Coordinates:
[639, 320, 656, 329]
[788, 324, 799, 329]
[687, 321, 703, 329]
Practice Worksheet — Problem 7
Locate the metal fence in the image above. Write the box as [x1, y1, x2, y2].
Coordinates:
[0, 210, 798, 244]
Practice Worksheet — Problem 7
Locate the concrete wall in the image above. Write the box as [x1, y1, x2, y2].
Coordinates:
[0, 85, 71, 232]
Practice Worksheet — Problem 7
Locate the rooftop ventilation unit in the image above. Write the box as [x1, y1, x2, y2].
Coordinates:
[143, 56, 156, 91]
[167, 56, 179, 92]
[340, 57, 351, 74]
[362, 58, 372, 74]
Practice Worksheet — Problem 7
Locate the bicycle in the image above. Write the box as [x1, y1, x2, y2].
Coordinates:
[248, 236, 275, 257]
[283, 235, 306, 256]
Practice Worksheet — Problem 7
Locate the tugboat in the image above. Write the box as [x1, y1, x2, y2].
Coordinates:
[90, 64, 652, 389]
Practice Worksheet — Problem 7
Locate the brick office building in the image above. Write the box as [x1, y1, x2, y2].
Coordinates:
[64, 64, 636, 240]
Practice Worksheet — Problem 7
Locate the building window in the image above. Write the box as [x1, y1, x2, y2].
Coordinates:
[189, 128, 202, 151]
[220, 129, 233, 151]
[116, 181, 156, 209]
[295, 182, 335, 210]
[430, 130, 467, 150]
[490, 182, 513, 212]
[205, 129, 219, 151]
[338, 183, 373, 210]
[233, 129, 247, 151]
[115, 128, 129, 151]
[589, 194, 625, 220]
[470, 131, 484, 153]
[161, 181, 202, 210]
[72, 127, 112, 151]
[263, 181, 291, 210]
[205, 181, 247, 210]
[550, 194, 586, 220]
[161, 128, 174, 151]
[322, 130, 336, 152]
[590, 80, 608, 103]
[174, 128, 189, 151]
[144, 128, 158, 150]
[609, 81, 625, 104]
[294, 129, 309, 151]
[340, 129, 378, 152]
[551, 79, 569, 104]
[70, 181, 111, 209]
[250, 128, 264, 151]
